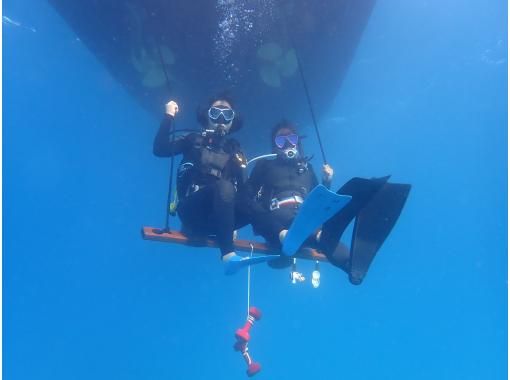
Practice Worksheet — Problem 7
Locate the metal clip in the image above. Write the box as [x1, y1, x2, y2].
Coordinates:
[269, 198, 279, 211]
[290, 271, 306, 284]
[290, 258, 305, 284]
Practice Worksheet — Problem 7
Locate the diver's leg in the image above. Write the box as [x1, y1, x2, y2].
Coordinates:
[348, 182, 411, 284]
[259, 208, 298, 269]
[211, 179, 237, 257]
[234, 191, 252, 230]
[242, 206, 297, 269]
[177, 187, 213, 237]
[252, 207, 297, 248]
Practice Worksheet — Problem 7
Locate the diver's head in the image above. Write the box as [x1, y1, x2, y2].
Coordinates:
[197, 93, 243, 136]
[207, 99, 234, 136]
[271, 120, 302, 160]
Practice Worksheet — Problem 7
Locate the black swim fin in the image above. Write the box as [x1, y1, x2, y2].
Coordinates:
[319, 176, 391, 256]
[348, 182, 411, 284]
[318, 177, 411, 284]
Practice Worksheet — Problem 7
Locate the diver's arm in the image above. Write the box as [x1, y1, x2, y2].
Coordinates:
[153, 115, 187, 157]
[239, 161, 267, 214]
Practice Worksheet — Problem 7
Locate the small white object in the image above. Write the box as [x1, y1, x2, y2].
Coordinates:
[311, 270, 321, 288]
[290, 271, 305, 284]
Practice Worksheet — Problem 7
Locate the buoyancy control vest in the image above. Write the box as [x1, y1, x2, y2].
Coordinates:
[177, 133, 245, 198]
[254, 158, 317, 208]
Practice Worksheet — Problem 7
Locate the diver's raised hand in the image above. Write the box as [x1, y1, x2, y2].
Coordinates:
[322, 164, 334, 184]
[165, 100, 179, 117]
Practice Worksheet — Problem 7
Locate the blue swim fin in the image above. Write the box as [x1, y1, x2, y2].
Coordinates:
[224, 254, 280, 275]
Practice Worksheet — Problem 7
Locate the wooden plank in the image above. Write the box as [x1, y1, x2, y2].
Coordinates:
[141, 226, 328, 262]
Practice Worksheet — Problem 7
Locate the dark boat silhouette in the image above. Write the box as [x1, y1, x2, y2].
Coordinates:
[49, 0, 375, 145]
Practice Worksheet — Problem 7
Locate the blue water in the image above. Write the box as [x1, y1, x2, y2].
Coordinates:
[4, 1, 507, 379]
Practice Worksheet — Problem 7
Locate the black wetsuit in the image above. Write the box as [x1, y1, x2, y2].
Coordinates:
[240, 157, 318, 246]
[241, 157, 411, 284]
[153, 115, 246, 257]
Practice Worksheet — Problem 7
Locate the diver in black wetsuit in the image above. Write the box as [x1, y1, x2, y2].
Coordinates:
[153, 95, 248, 268]
[241, 121, 331, 246]
[241, 120, 411, 285]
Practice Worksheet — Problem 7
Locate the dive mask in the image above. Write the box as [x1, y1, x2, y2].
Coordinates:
[274, 134, 299, 148]
[208, 106, 235, 123]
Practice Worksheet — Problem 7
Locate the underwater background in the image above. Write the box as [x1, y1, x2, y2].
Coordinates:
[4, 0, 507, 379]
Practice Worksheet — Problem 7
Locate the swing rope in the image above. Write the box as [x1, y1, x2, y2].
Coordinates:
[294, 50, 328, 165]
[154, 43, 177, 232]
[281, 2, 328, 165]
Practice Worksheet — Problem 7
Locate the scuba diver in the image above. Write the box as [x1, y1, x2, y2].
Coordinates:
[241, 120, 331, 245]
[240, 120, 411, 284]
[153, 94, 249, 271]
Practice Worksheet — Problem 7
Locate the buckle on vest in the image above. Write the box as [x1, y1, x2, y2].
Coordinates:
[269, 196, 304, 211]
[269, 198, 280, 211]
[207, 168, 222, 178]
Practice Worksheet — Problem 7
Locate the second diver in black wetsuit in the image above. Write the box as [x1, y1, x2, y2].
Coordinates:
[241, 120, 411, 285]
[153, 95, 249, 271]
[241, 121, 330, 246]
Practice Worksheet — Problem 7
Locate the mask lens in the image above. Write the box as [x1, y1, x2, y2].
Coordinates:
[221, 109, 235, 121]
[208, 107, 222, 120]
[274, 135, 287, 148]
[287, 134, 299, 146]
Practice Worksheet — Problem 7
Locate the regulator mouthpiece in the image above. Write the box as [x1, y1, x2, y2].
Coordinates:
[283, 147, 298, 159]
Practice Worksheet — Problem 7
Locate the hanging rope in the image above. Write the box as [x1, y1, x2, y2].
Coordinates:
[156, 43, 176, 233]
[280, 2, 328, 165]
[161, 129, 176, 231]
[247, 243, 254, 313]
[294, 51, 328, 165]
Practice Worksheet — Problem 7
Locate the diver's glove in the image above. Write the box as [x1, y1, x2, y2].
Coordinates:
[165, 100, 179, 117]
[322, 164, 334, 188]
